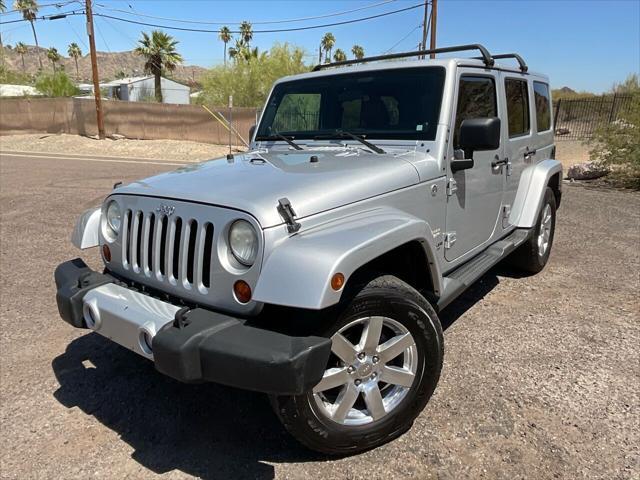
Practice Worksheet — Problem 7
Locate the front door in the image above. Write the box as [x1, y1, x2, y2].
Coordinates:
[445, 71, 504, 262]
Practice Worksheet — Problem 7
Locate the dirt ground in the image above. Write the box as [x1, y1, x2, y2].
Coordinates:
[0, 150, 638, 480]
[0, 134, 241, 162]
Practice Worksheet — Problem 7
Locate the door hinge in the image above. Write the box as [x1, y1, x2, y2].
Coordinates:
[446, 178, 457, 196]
[506, 160, 512, 176]
[444, 232, 457, 249]
[502, 204, 511, 218]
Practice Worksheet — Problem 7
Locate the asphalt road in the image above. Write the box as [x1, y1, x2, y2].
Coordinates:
[1, 151, 638, 480]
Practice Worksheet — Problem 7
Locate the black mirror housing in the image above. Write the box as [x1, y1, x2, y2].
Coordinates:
[459, 117, 501, 160]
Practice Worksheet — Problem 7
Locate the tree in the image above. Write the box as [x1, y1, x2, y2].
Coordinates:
[14, 0, 42, 69]
[351, 45, 365, 60]
[239, 21, 253, 46]
[15, 42, 28, 72]
[46, 47, 60, 72]
[321, 33, 335, 64]
[198, 43, 309, 108]
[35, 70, 79, 97]
[333, 48, 347, 62]
[67, 42, 82, 79]
[219, 26, 232, 66]
[134, 30, 183, 103]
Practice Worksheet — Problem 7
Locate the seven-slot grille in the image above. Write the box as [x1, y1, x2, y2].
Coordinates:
[121, 209, 215, 293]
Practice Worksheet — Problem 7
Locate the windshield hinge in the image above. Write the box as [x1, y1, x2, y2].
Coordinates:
[277, 198, 301, 233]
[444, 232, 457, 249]
[446, 178, 458, 196]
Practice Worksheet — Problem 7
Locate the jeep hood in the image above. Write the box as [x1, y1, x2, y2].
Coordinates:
[116, 149, 421, 228]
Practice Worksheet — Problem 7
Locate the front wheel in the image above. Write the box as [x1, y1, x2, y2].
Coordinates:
[271, 275, 444, 455]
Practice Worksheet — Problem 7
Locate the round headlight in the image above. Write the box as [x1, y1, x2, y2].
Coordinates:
[229, 220, 258, 266]
[105, 200, 122, 236]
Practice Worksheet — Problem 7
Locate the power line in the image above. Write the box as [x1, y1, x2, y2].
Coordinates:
[93, 0, 397, 26]
[0, 0, 78, 16]
[90, 3, 426, 34]
[383, 24, 422, 54]
[0, 9, 84, 24]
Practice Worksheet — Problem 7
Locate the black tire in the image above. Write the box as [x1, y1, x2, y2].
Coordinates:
[270, 275, 444, 456]
[509, 186, 557, 273]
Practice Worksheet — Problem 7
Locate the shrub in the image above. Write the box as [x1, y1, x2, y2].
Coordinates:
[589, 78, 640, 188]
[35, 71, 80, 97]
[197, 43, 309, 108]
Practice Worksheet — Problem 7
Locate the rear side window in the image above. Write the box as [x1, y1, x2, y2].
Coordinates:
[533, 81, 551, 132]
[505, 78, 530, 137]
[454, 76, 497, 147]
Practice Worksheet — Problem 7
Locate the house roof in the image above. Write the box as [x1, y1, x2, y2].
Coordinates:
[100, 76, 189, 88]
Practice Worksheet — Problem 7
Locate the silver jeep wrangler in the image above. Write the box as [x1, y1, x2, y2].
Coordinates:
[55, 44, 561, 455]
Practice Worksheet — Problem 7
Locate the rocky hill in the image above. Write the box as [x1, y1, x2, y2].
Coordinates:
[1, 45, 207, 86]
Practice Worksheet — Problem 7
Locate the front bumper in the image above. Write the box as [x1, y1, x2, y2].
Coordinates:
[54, 259, 331, 395]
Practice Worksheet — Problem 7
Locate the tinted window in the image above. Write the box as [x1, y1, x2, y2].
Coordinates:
[505, 78, 530, 137]
[454, 76, 497, 147]
[257, 67, 446, 141]
[533, 81, 551, 132]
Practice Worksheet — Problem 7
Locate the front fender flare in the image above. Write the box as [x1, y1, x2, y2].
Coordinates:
[509, 159, 563, 228]
[253, 208, 442, 310]
[71, 207, 101, 249]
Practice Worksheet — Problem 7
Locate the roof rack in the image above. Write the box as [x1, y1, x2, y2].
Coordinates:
[313, 44, 494, 71]
[475, 53, 528, 72]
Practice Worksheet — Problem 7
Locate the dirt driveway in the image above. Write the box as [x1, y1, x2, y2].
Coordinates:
[0, 151, 638, 479]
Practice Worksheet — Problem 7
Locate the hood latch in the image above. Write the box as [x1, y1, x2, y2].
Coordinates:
[277, 198, 301, 233]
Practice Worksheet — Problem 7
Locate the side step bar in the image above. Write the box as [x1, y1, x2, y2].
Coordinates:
[437, 228, 531, 311]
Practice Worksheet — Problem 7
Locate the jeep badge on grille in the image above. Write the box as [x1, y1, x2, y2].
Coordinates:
[156, 204, 175, 216]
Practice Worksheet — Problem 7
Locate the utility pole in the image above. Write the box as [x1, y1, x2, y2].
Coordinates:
[85, 0, 105, 139]
[429, 0, 438, 59]
[421, 1, 429, 58]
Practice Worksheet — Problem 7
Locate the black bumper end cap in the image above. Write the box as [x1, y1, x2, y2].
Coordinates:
[54, 258, 113, 329]
[153, 309, 332, 396]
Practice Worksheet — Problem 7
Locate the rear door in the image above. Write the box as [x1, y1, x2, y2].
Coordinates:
[501, 75, 534, 228]
[445, 71, 504, 261]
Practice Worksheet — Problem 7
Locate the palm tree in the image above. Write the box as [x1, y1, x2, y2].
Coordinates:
[351, 45, 365, 60]
[333, 49, 347, 62]
[218, 26, 232, 66]
[134, 30, 183, 103]
[46, 47, 60, 72]
[67, 42, 82, 79]
[14, 0, 42, 69]
[321, 33, 335, 64]
[239, 21, 253, 46]
[15, 42, 28, 72]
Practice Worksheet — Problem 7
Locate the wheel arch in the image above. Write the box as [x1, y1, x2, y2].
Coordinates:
[253, 209, 443, 310]
[508, 159, 563, 228]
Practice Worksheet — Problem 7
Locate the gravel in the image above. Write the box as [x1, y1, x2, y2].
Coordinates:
[0, 152, 638, 479]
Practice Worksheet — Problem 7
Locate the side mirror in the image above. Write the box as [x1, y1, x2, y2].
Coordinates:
[452, 117, 501, 172]
[249, 124, 256, 142]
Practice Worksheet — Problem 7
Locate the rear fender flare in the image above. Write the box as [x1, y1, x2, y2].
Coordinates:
[509, 159, 563, 228]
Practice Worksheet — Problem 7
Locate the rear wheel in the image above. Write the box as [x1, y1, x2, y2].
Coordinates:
[509, 186, 557, 273]
[270, 275, 443, 455]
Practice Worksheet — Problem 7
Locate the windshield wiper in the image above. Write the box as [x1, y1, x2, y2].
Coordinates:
[314, 130, 385, 154]
[256, 132, 303, 150]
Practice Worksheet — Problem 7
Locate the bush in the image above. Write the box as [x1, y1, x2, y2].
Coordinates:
[0, 65, 33, 85]
[589, 78, 640, 188]
[35, 71, 80, 97]
[197, 43, 309, 108]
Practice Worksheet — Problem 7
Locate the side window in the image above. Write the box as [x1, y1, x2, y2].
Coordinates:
[533, 81, 551, 132]
[505, 78, 530, 137]
[454, 76, 497, 147]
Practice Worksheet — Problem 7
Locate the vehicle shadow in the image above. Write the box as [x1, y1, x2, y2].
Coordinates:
[51, 334, 323, 480]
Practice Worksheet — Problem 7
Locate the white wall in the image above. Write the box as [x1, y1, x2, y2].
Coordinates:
[127, 77, 190, 104]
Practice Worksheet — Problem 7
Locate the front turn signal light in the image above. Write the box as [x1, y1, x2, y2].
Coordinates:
[234, 280, 252, 303]
[331, 273, 345, 291]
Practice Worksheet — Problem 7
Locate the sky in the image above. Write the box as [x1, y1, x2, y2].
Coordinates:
[1, 0, 639, 93]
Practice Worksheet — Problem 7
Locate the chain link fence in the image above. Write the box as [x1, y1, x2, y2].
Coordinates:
[553, 94, 633, 140]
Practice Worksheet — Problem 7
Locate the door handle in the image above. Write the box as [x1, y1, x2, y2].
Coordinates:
[492, 157, 509, 168]
[524, 148, 537, 160]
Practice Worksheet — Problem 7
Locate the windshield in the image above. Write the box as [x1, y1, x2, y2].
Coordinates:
[256, 66, 446, 141]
